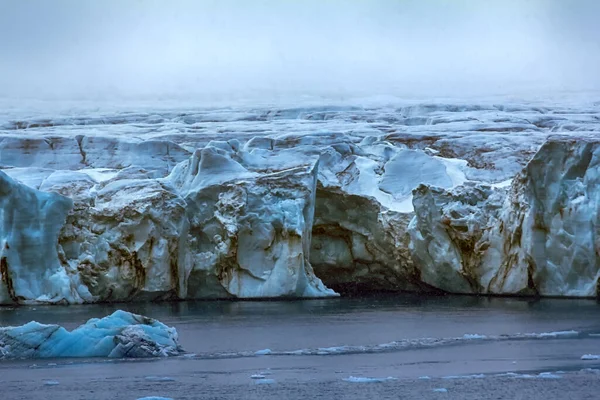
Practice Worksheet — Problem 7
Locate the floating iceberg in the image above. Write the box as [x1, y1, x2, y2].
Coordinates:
[581, 354, 600, 360]
[0, 310, 182, 359]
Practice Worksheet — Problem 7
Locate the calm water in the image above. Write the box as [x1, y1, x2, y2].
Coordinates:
[1, 295, 600, 399]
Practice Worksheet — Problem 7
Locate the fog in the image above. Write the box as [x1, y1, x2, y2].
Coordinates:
[1, 0, 599, 101]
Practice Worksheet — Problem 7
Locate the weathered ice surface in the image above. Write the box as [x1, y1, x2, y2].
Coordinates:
[169, 141, 334, 298]
[57, 172, 189, 303]
[410, 137, 600, 297]
[0, 310, 182, 359]
[0, 171, 89, 304]
[310, 142, 423, 293]
[0, 99, 598, 302]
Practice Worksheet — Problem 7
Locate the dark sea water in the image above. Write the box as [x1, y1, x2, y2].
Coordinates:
[1, 295, 600, 400]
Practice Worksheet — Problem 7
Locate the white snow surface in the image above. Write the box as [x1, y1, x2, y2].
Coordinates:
[0, 98, 599, 302]
[0, 310, 181, 359]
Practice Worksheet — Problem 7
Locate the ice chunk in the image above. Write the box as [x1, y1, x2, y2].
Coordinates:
[463, 334, 487, 340]
[0, 310, 182, 359]
[433, 388, 448, 393]
[581, 354, 600, 360]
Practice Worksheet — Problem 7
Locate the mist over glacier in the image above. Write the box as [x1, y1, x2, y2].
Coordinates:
[1, 0, 599, 101]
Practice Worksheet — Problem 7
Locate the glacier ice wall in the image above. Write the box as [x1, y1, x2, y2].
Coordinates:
[410, 137, 600, 297]
[0, 171, 91, 304]
[0, 102, 599, 303]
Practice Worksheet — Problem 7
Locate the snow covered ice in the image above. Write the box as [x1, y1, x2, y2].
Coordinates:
[0, 310, 182, 359]
[0, 98, 599, 303]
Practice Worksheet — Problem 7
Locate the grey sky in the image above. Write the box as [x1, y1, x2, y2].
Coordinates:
[1, 0, 599, 100]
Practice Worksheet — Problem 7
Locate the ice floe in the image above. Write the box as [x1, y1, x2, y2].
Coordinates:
[0, 310, 181, 359]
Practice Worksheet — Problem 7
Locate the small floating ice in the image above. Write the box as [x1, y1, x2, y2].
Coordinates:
[496, 372, 535, 379]
[250, 374, 266, 379]
[43, 380, 60, 386]
[418, 376, 431, 380]
[343, 376, 397, 383]
[538, 372, 561, 379]
[137, 397, 174, 400]
[0, 310, 182, 359]
[255, 349, 272, 356]
[463, 334, 487, 340]
[443, 374, 485, 379]
[581, 354, 600, 360]
[526, 330, 579, 338]
[145, 376, 176, 382]
[433, 388, 448, 393]
[253, 378, 276, 385]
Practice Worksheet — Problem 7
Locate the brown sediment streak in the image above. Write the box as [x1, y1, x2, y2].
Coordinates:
[0, 256, 18, 303]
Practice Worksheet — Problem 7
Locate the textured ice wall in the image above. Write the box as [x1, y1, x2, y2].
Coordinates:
[410, 136, 600, 297]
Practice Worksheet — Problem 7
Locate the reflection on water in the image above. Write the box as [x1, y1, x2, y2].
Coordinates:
[1, 294, 598, 329]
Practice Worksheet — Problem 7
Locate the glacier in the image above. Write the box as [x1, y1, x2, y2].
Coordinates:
[0, 310, 182, 359]
[0, 98, 599, 303]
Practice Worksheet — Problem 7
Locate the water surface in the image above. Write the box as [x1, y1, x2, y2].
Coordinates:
[1, 295, 599, 399]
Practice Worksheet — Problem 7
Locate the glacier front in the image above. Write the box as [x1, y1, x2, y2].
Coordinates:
[0, 99, 599, 303]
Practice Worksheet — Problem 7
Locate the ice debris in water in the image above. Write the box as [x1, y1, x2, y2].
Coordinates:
[537, 372, 562, 379]
[0, 310, 182, 359]
[183, 329, 585, 362]
[443, 374, 485, 379]
[253, 379, 276, 385]
[250, 374, 266, 379]
[433, 388, 448, 393]
[581, 354, 600, 360]
[343, 376, 397, 383]
[522, 330, 579, 338]
[496, 372, 535, 379]
[43, 380, 60, 386]
[463, 334, 487, 340]
[137, 397, 174, 400]
[497, 372, 562, 379]
[145, 376, 176, 382]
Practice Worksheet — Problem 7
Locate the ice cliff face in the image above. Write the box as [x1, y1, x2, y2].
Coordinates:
[410, 136, 600, 297]
[0, 101, 599, 303]
[0, 171, 88, 304]
[169, 140, 333, 298]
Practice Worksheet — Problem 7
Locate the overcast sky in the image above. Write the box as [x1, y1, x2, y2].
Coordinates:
[1, 0, 599, 100]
